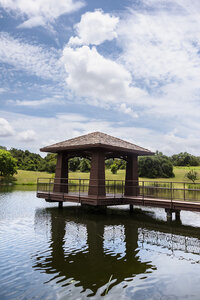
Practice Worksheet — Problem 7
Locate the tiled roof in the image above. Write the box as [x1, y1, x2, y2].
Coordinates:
[40, 131, 154, 155]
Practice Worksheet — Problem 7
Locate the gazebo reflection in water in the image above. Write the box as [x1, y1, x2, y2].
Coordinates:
[33, 206, 153, 296]
[33, 206, 200, 296]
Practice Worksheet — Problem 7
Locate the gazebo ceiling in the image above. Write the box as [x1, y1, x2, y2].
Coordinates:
[40, 131, 154, 156]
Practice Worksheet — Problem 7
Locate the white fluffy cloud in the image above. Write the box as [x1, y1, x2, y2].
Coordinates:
[69, 10, 119, 46]
[111, 0, 200, 145]
[0, 111, 154, 153]
[62, 45, 145, 105]
[1, 110, 200, 155]
[118, 1, 200, 88]
[0, 88, 7, 94]
[17, 130, 37, 142]
[119, 103, 138, 118]
[0, 0, 85, 28]
[0, 118, 14, 137]
[0, 32, 63, 80]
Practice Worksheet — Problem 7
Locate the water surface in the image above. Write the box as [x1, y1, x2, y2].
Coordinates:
[1, 187, 200, 299]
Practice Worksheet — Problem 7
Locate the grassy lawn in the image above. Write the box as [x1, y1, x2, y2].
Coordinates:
[13, 170, 53, 185]
[70, 167, 200, 183]
[69, 169, 126, 181]
[140, 166, 200, 183]
[9, 166, 200, 185]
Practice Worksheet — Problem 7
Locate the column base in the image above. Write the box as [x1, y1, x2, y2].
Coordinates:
[165, 209, 181, 222]
[58, 202, 63, 208]
[129, 204, 134, 213]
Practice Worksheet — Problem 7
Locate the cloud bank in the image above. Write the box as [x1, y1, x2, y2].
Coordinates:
[0, 0, 85, 28]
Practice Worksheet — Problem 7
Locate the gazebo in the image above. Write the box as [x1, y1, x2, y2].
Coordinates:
[38, 132, 154, 207]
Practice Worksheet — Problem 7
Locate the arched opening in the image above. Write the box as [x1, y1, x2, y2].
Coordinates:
[53, 151, 139, 198]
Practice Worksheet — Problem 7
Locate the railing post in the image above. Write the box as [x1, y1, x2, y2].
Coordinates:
[184, 182, 186, 201]
[114, 180, 116, 198]
[79, 178, 81, 203]
[49, 178, 51, 196]
[142, 181, 144, 201]
[122, 180, 123, 198]
[170, 182, 173, 208]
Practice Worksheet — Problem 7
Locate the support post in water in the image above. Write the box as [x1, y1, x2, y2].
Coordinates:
[165, 208, 172, 222]
[58, 202, 63, 208]
[175, 210, 181, 221]
[130, 204, 133, 213]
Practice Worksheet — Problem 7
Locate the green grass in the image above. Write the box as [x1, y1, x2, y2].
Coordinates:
[3, 166, 200, 186]
[70, 167, 200, 183]
[138, 166, 200, 183]
[13, 170, 53, 185]
[69, 169, 126, 181]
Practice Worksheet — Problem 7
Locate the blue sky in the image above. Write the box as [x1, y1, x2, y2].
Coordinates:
[0, 0, 200, 155]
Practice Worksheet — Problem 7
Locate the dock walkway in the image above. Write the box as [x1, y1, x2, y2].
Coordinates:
[37, 178, 200, 218]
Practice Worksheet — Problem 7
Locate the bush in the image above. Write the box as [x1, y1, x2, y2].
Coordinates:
[185, 170, 198, 183]
[0, 149, 18, 176]
[139, 155, 174, 178]
[111, 164, 118, 174]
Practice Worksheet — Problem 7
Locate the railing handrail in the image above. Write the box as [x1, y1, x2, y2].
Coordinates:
[37, 178, 200, 202]
[37, 177, 200, 185]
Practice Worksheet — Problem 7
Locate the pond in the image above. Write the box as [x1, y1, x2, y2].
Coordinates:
[1, 186, 200, 299]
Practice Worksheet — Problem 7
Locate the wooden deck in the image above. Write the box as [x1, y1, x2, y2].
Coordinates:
[37, 191, 200, 213]
[37, 178, 200, 216]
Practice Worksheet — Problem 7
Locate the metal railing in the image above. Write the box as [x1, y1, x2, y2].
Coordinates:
[37, 178, 200, 203]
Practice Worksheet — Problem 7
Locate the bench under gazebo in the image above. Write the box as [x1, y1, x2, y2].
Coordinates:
[37, 132, 153, 207]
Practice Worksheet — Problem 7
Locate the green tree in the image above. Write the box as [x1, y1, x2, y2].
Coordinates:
[105, 158, 126, 170]
[0, 149, 17, 176]
[105, 158, 114, 169]
[79, 159, 91, 172]
[0, 145, 7, 150]
[10, 148, 44, 171]
[111, 163, 118, 174]
[139, 155, 174, 178]
[69, 157, 80, 172]
[43, 153, 57, 173]
[117, 159, 126, 170]
[185, 170, 198, 183]
[170, 152, 200, 166]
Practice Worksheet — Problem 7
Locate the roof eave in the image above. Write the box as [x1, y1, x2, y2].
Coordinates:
[40, 143, 154, 156]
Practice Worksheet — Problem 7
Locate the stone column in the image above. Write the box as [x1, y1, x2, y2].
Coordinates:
[53, 152, 68, 193]
[124, 155, 139, 196]
[88, 150, 105, 197]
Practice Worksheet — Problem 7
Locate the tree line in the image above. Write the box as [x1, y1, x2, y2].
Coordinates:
[0, 146, 200, 179]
